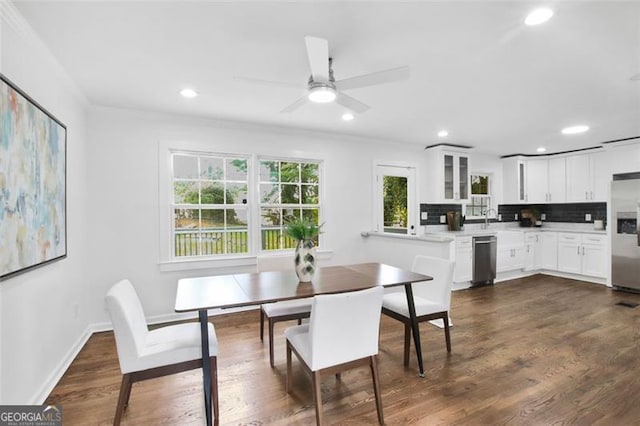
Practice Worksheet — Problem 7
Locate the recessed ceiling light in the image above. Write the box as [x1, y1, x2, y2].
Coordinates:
[308, 86, 336, 103]
[525, 8, 554, 26]
[536, 147, 547, 153]
[180, 88, 198, 98]
[561, 125, 589, 135]
[437, 130, 449, 137]
[342, 112, 355, 121]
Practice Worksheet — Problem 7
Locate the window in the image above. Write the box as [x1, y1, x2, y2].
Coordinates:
[375, 164, 416, 234]
[171, 153, 249, 257]
[467, 174, 492, 218]
[259, 159, 321, 250]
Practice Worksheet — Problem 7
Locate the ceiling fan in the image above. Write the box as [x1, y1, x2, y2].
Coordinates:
[237, 36, 410, 114]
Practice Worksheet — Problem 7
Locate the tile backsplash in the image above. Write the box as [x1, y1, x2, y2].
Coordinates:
[420, 202, 607, 226]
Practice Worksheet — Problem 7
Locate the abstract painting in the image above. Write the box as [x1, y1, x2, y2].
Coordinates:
[0, 74, 67, 280]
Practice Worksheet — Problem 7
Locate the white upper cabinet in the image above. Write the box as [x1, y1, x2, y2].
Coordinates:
[566, 152, 607, 202]
[425, 147, 470, 203]
[502, 157, 526, 204]
[525, 157, 566, 203]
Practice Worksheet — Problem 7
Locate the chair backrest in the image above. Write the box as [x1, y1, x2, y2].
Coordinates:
[257, 255, 293, 272]
[411, 255, 455, 309]
[307, 286, 384, 371]
[105, 279, 149, 373]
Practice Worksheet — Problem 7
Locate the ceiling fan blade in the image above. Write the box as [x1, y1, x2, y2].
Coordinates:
[335, 92, 370, 114]
[335, 66, 410, 91]
[304, 36, 330, 83]
[233, 76, 301, 89]
[280, 95, 309, 113]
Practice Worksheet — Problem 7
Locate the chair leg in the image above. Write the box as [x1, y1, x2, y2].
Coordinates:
[403, 323, 411, 366]
[443, 315, 452, 353]
[286, 341, 292, 394]
[370, 355, 384, 425]
[260, 308, 264, 341]
[312, 370, 324, 426]
[210, 357, 219, 423]
[269, 318, 275, 368]
[113, 373, 131, 426]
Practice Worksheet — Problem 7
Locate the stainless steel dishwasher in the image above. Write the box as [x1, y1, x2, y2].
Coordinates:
[472, 235, 497, 286]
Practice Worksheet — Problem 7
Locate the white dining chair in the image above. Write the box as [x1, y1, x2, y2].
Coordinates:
[257, 255, 312, 367]
[105, 279, 219, 425]
[285, 286, 385, 425]
[382, 255, 455, 366]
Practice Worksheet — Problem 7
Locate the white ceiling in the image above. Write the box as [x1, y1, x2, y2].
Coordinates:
[13, 1, 640, 155]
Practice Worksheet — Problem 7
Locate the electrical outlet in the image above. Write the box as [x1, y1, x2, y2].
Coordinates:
[440, 215, 446, 224]
[514, 213, 518, 220]
[498, 214, 502, 221]
[585, 213, 592, 221]
[541, 213, 546, 221]
[421, 212, 428, 220]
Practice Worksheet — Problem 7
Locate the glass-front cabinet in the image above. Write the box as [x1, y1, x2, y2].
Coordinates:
[443, 153, 469, 202]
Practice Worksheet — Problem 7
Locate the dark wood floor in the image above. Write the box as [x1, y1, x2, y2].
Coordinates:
[46, 274, 640, 425]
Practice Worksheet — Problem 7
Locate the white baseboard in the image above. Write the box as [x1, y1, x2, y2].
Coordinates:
[32, 324, 93, 405]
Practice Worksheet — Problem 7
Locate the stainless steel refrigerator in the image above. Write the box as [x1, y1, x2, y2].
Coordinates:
[612, 172, 640, 291]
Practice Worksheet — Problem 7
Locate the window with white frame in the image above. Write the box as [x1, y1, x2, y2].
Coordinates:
[259, 159, 321, 250]
[171, 153, 250, 257]
[467, 173, 492, 218]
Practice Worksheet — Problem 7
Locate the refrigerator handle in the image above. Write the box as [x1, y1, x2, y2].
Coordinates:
[637, 202, 640, 246]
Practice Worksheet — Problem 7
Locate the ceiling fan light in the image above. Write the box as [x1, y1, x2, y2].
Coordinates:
[437, 130, 449, 138]
[525, 8, 554, 26]
[180, 88, 198, 98]
[536, 147, 547, 153]
[308, 86, 336, 103]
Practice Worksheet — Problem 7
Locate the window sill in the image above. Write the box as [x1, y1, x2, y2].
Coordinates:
[158, 250, 334, 273]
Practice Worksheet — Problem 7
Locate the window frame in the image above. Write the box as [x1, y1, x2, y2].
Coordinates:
[467, 173, 493, 219]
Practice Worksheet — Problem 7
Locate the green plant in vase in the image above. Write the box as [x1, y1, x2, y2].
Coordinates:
[285, 217, 323, 282]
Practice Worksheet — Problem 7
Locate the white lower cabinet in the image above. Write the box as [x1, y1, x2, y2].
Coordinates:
[454, 236, 473, 282]
[524, 232, 542, 271]
[558, 233, 607, 278]
[540, 232, 558, 270]
[497, 231, 525, 273]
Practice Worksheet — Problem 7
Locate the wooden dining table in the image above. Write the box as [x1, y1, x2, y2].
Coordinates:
[175, 262, 432, 426]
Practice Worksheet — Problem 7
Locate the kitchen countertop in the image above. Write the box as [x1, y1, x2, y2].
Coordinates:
[424, 224, 607, 237]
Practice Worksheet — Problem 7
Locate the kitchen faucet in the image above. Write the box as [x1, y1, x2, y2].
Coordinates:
[483, 208, 497, 229]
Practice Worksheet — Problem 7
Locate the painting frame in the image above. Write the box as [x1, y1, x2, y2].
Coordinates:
[0, 73, 67, 281]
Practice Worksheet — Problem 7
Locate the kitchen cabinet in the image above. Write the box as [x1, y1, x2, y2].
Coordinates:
[454, 236, 473, 282]
[540, 232, 558, 270]
[558, 233, 606, 278]
[425, 146, 470, 202]
[502, 157, 527, 204]
[566, 152, 607, 202]
[524, 232, 542, 271]
[525, 158, 566, 203]
[497, 231, 525, 273]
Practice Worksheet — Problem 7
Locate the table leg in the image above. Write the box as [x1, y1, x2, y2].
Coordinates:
[404, 283, 425, 378]
[199, 309, 213, 426]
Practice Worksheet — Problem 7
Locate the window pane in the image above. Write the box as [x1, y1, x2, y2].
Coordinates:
[261, 208, 282, 250]
[260, 160, 279, 182]
[301, 163, 319, 183]
[174, 208, 200, 230]
[302, 208, 319, 224]
[173, 155, 198, 179]
[200, 157, 224, 180]
[200, 231, 224, 256]
[174, 208, 200, 257]
[261, 208, 282, 227]
[471, 175, 489, 195]
[226, 158, 247, 181]
[225, 230, 248, 254]
[226, 183, 247, 205]
[283, 208, 302, 222]
[200, 182, 224, 204]
[227, 208, 248, 228]
[301, 184, 318, 204]
[281, 184, 300, 204]
[174, 181, 198, 204]
[260, 183, 279, 204]
[383, 175, 407, 234]
[280, 162, 300, 182]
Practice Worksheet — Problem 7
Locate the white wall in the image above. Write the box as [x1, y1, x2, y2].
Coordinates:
[0, 3, 90, 404]
[85, 106, 431, 323]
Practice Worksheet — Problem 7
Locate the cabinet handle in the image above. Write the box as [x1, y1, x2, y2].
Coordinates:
[590, 191, 593, 200]
[577, 246, 580, 255]
[582, 246, 585, 255]
[585, 191, 588, 200]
